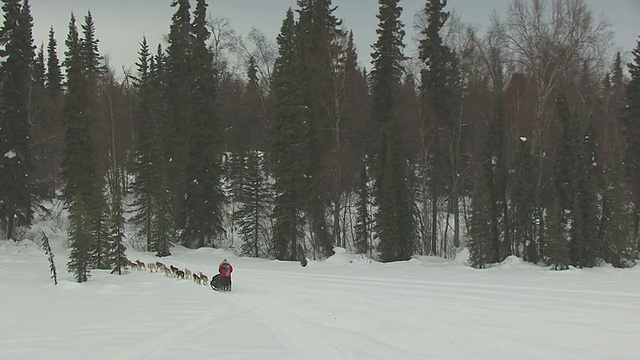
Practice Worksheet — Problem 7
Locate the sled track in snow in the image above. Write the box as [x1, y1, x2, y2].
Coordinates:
[243, 268, 640, 310]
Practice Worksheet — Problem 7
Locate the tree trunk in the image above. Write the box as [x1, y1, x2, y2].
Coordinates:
[453, 194, 460, 249]
[431, 190, 438, 256]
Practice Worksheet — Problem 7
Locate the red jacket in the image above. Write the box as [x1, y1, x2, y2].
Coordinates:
[219, 263, 233, 277]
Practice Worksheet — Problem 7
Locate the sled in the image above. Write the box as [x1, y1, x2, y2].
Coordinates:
[210, 274, 220, 291]
[210, 273, 232, 291]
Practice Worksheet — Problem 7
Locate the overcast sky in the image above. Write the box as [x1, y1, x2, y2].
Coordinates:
[29, 0, 639, 75]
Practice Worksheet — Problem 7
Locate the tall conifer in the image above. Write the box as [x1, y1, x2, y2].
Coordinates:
[370, 0, 415, 262]
[624, 36, 640, 252]
[130, 38, 173, 256]
[418, 0, 460, 254]
[62, 13, 95, 281]
[179, 0, 226, 248]
[45, 27, 62, 90]
[0, 0, 35, 240]
[271, 9, 307, 261]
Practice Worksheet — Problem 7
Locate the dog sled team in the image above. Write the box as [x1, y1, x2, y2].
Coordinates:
[123, 258, 233, 292]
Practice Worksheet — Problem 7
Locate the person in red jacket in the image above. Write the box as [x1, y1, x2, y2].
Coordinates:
[218, 259, 233, 291]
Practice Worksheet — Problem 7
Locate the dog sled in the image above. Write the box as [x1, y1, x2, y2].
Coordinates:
[210, 274, 231, 292]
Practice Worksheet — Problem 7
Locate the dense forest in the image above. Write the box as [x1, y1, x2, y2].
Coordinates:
[0, 0, 638, 282]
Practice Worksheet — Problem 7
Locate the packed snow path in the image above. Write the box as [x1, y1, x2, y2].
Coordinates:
[1, 240, 639, 360]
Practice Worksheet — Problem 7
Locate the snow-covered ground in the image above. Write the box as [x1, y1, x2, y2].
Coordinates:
[1, 227, 639, 360]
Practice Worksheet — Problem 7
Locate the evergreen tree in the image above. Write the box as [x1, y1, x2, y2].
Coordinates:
[295, 0, 343, 259]
[468, 164, 492, 269]
[88, 195, 110, 269]
[34, 27, 62, 199]
[164, 0, 193, 221]
[20, 0, 34, 58]
[571, 129, 600, 267]
[370, 0, 415, 262]
[544, 190, 570, 270]
[142, 44, 175, 260]
[61, 13, 98, 281]
[236, 151, 272, 257]
[33, 46, 45, 88]
[80, 11, 104, 79]
[481, 73, 509, 263]
[553, 94, 596, 267]
[554, 94, 581, 217]
[45, 27, 62, 90]
[40, 230, 58, 285]
[30, 45, 46, 194]
[599, 144, 636, 267]
[624, 36, 640, 253]
[179, 0, 226, 248]
[146, 43, 175, 259]
[353, 159, 371, 255]
[66, 196, 90, 282]
[271, 9, 307, 261]
[247, 55, 259, 99]
[511, 137, 536, 261]
[418, 0, 460, 255]
[130, 38, 173, 257]
[0, 0, 36, 240]
[77, 11, 109, 269]
[107, 173, 127, 274]
[151, 182, 174, 257]
[130, 37, 155, 251]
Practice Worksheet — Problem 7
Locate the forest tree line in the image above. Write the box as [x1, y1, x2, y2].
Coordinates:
[0, 0, 638, 282]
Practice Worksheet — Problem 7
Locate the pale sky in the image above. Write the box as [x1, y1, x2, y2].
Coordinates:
[29, 0, 639, 75]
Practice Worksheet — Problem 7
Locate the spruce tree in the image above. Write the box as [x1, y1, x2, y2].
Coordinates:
[295, 0, 343, 259]
[481, 72, 508, 263]
[45, 27, 62, 91]
[130, 37, 155, 251]
[164, 0, 193, 220]
[370, 0, 415, 262]
[78, 12, 109, 269]
[33, 46, 45, 88]
[468, 165, 492, 269]
[418, 0, 460, 255]
[66, 196, 90, 282]
[179, 0, 226, 248]
[80, 11, 104, 79]
[107, 173, 127, 274]
[600, 144, 636, 267]
[544, 190, 570, 270]
[624, 36, 640, 253]
[40, 230, 58, 284]
[0, 0, 35, 240]
[271, 9, 307, 261]
[143, 43, 176, 258]
[553, 94, 596, 267]
[61, 13, 97, 282]
[555, 94, 581, 217]
[236, 151, 272, 257]
[130, 38, 173, 257]
[571, 128, 600, 267]
[30, 45, 46, 190]
[511, 137, 536, 261]
[32, 27, 62, 199]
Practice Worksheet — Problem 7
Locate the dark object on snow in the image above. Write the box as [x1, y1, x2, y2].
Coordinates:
[211, 273, 232, 291]
[300, 258, 308, 267]
[210, 273, 220, 290]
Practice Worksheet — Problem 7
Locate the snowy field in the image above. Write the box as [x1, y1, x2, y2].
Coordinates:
[1, 229, 639, 360]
